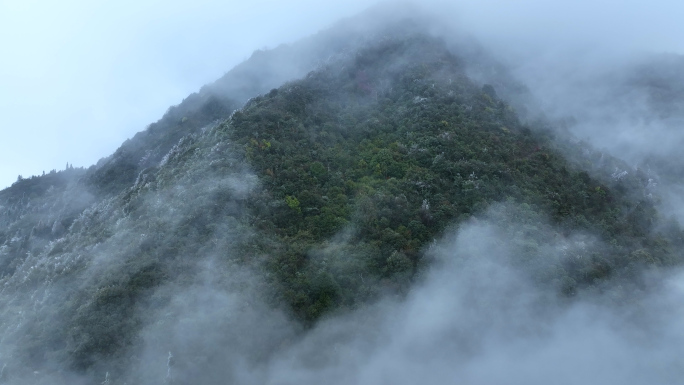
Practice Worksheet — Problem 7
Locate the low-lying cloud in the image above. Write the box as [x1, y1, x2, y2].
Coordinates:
[107, 204, 684, 384]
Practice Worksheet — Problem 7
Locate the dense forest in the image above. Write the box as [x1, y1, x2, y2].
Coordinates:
[1, 6, 684, 384]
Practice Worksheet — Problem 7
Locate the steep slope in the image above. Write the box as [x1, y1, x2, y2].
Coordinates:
[83, 3, 438, 198]
[516, 52, 684, 223]
[0, 8, 683, 384]
[223, 35, 682, 315]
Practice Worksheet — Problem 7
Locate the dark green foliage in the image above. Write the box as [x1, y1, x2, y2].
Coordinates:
[207, 35, 684, 319]
[1, 26, 683, 382]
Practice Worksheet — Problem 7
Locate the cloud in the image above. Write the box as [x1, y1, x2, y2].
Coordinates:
[0, 0, 377, 189]
[2, 3, 684, 382]
[256, 206, 684, 385]
[2, 0, 683, 189]
[84, 204, 681, 384]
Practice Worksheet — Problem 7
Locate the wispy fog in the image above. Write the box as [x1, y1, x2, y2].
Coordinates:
[495, 43, 684, 224]
[254, 211, 684, 384]
[0, 0, 374, 189]
[75, 205, 684, 384]
[2, 2, 684, 383]
[2, 0, 683, 189]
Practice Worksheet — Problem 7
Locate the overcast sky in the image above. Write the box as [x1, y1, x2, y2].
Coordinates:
[1, 0, 683, 189]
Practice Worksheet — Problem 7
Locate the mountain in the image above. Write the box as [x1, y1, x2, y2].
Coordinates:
[1, 5, 684, 384]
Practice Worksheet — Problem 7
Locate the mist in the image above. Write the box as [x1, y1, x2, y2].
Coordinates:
[10, 203, 682, 384]
[0, 0, 375, 189]
[2, 1, 684, 384]
[2, 0, 683, 189]
[254, 209, 684, 385]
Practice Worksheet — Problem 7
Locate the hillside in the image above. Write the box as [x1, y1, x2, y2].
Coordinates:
[1, 7, 684, 384]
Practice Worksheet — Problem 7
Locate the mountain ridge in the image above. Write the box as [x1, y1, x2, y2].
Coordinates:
[1, 6, 684, 383]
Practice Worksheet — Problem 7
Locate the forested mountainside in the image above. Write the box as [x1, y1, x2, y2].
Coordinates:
[528, 52, 684, 225]
[1, 6, 684, 384]
[83, 5, 442, 198]
[227, 35, 681, 309]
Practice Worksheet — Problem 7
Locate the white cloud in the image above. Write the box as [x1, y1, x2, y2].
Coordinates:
[1, 0, 683, 189]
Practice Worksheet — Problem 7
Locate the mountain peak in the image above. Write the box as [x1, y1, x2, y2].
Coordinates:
[1, 5, 684, 383]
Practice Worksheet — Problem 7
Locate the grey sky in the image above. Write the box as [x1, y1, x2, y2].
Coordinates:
[1, 0, 683, 189]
